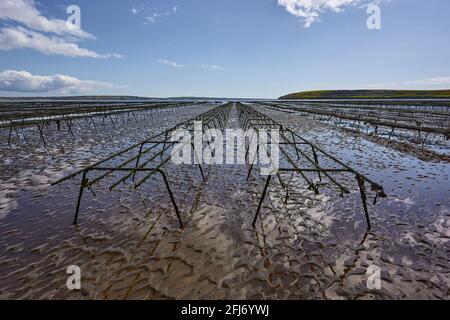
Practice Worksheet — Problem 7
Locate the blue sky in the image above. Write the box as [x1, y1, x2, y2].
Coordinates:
[0, 0, 449, 98]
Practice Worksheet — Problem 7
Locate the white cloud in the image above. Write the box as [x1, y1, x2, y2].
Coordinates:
[0, 27, 122, 58]
[143, 5, 179, 24]
[277, 0, 366, 27]
[145, 14, 163, 24]
[0, 0, 121, 58]
[0, 70, 122, 93]
[158, 59, 186, 68]
[201, 64, 223, 71]
[365, 77, 450, 89]
[0, 0, 94, 39]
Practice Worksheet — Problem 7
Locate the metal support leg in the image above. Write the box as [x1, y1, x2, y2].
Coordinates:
[66, 120, 75, 137]
[247, 144, 259, 181]
[191, 142, 206, 182]
[161, 132, 169, 161]
[7, 125, 12, 147]
[247, 164, 255, 181]
[197, 164, 206, 182]
[356, 175, 371, 230]
[291, 132, 300, 160]
[13, 126, 20, 141]
[37, 124, 47, 148]
[132, 143, 145, 182]
[74, 171, 88, 225]
[252, 175, 272, 228]
[158, 170, 183, 228]
[311, 146, 322, 182]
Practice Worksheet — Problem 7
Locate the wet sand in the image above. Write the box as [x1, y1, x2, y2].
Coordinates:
[0, 104, 449, 299]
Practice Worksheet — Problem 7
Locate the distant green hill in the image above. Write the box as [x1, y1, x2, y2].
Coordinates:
[279, 90, 450, 100]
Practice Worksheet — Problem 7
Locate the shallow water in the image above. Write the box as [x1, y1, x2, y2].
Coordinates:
[0, 103, 449, 299]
